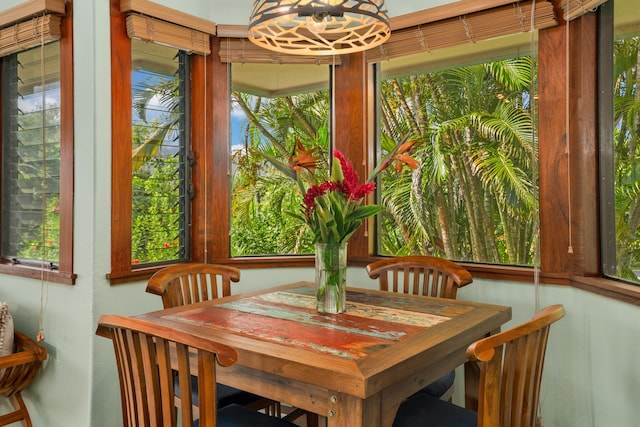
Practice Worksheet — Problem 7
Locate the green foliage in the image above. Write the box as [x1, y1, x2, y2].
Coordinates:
[230, 58, 540, 264]
[378, 57, 537, 264]
[612, 34, 640, 282]
[131, 156, 183, 264]
[18, 197, 60, 262]
[230, 91, 330, 255]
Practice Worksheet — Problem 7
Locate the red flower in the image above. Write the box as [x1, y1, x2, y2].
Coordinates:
[333, 150, 376, 201]
[303, 181, 337, 219]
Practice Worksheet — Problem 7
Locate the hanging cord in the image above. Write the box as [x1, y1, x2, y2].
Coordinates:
[530, 7, 542, 422]
[525, 0, 541, 314]
[202, 42, 210, 263]
[565, 2, 574, 257]
[37, 15, 48, 342]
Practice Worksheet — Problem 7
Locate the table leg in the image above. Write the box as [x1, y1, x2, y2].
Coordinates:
[325, 392, 384, 427]
[464, 360, 480, 411]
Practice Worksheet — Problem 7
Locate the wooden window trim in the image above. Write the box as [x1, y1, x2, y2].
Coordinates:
[212, 12, 640, 306]
[0, 0, 74, 285]
[109, 0, 216, 284]
[107, 2, 640, 307]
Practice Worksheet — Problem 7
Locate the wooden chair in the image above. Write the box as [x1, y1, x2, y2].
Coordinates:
[366, 256, 473, 401]
[97, 314, 296, 427]
[145, 263, 281, 417]
[366, 255, 473, 300]
[392, 304, 566, 427]
[0, 330, 48, 427]
[146, 263, 319, 427]
[146, 263, 241, 308]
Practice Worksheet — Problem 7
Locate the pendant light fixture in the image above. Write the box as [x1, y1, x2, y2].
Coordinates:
[248, 0, 390, 56]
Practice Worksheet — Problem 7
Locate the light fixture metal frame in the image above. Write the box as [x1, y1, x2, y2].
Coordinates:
[248, 0, 390, 56]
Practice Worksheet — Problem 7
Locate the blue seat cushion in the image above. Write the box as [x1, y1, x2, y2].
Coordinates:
[216, 404, 295, 427]
[175, 375, 264, 408]
[393, 394, 477, 427]
[415, 370, 455, 398]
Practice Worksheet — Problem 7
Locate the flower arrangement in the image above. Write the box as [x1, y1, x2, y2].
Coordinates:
[262, 138, 418, 313]
[265, 138, 419, 245]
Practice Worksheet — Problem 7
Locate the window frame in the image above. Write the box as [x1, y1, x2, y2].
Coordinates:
[109, 0, 220, 283]
[0, 1, 74, 285]
[107, 0, 640, 307]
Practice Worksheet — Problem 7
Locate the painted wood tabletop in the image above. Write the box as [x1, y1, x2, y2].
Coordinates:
[137, 282, 511, 427]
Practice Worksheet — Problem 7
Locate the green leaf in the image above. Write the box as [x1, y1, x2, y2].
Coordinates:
[258, 151, 297, 180]
[346, 205, 382, 222]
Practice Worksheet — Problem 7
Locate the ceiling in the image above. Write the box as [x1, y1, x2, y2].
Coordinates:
[228, 0, 527, 96]
[210, 1, 454, 26]
[223, 0, 638, 96]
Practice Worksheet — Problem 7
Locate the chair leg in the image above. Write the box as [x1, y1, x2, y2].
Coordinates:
[306, 411, 319, 427]
[0, 393, 32, 427]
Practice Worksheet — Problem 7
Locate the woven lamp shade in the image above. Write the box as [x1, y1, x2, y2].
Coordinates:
[248, 0, 390, 56]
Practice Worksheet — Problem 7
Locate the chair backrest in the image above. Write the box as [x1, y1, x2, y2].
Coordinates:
[97, 314, 238, 427]
[366, 256, 473, 299]
[468, 304, 566, 427]
[146, 263, 241, 309]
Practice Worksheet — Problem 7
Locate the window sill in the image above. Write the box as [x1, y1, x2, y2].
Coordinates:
[571, 276, 640, 306]
[0, 262, 76, 285]
[106, 257, 640, 306]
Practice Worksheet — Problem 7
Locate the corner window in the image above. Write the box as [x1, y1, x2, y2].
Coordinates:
[229, 63, 330, 256]
[376, 35, 537, 266]
[600, 0, 640, 284]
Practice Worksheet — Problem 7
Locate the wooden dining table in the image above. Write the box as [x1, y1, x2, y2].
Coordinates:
[135, 281, 511, 427]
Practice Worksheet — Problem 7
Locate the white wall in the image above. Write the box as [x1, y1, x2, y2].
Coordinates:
[0, 1, 638, 426]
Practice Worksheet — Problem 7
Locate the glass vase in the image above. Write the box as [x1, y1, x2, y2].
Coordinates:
[314, 242, 348, 314]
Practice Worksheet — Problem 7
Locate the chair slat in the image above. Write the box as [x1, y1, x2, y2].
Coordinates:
[366, 256, 473, 299]
[146, 263, 240, 309]
[393, 305, 565, 427]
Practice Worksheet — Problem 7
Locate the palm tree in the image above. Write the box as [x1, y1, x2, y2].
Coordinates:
[378, 57, 537, 265]
[230, 90, 330, 255]
[612, 35, 640, 281]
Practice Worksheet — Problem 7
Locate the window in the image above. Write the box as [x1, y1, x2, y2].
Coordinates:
[1, 43, 61, 264]
[110, 0, 215, 282]
[0, 1, 73, 284]
[131, 40, 190, 266]
[230, 63, 331, 256]
[600, 0, 640, 285]
[376, 45, 537, 266]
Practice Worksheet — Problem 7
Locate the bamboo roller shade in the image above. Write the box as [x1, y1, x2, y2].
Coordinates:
[0, 0, 65, 29]
[562, 0, 608, 21]
[366, 0, 557, 63]
[0, 14, 61, 58]
[219, 38, 341, 65]
[126, 14, 210, 56]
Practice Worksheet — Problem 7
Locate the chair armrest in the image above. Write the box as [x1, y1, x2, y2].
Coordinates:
[0, 330, 47, 370]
